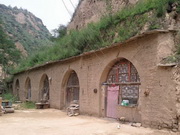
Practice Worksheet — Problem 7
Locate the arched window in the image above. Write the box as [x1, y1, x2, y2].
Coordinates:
[107, 59, 140, 104]
[25, 78, 31, 101]
[15, 79, 20, 100]
[66, 71, 79, 105]
[39, 75, 49, 102]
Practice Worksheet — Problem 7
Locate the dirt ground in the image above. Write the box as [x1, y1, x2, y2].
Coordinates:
[0, 109, 179, 135]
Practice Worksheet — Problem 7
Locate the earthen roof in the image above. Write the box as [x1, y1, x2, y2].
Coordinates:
[14, 29, 177, 75]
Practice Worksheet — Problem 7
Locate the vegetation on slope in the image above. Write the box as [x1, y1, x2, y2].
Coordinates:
[14, 0, 180, 73]
[0, 19, 21, 73]
[0, 4, 52, 54]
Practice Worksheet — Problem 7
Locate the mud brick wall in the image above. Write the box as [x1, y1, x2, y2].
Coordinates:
[13, 31, 178, 130]
[173, 66, 180, 131]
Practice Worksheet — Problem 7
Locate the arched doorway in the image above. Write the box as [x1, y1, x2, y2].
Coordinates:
[39, 74, 49, 102]
[25, 77, 31, 101]
[15, 79, 20, 100]
[66, 71, 79, 106]
[105, 58, 140, 118]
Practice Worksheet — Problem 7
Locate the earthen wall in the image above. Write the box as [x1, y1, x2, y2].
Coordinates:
[13, 32, 178, 129]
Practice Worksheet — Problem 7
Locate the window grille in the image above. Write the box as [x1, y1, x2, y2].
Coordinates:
[107, 59, 140, 104]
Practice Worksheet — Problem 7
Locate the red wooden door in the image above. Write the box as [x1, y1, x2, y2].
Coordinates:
[106, 86, 119, 118]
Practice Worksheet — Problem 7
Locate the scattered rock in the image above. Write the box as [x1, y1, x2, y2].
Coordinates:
[162, 123, 169, 128]
[67, 101, 79, 117]
[131, 123, 142, 127]
[117, 124, 120, 129]
[158, 125, 162, 130]
[15, 101, 22, 103]
[172, 128, 178, 132]
[12, 103, 21, 110]
[173, 124, 179, 129]
[117, 117, 126, 123]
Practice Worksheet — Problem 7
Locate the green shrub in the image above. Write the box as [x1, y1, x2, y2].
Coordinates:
[149, 23, 161, 30]
[2, 92, 17, 102]
[20, 101, 36, 109]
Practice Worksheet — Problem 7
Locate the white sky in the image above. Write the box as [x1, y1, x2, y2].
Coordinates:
[0, 0, 79, 32]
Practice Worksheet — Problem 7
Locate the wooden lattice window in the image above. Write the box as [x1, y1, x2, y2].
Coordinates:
[67, 71, 79, 105]
[107, 59, 140, 104]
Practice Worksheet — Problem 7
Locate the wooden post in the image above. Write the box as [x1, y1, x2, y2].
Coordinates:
[0, 97, 2, 116]
[100, 85, 107, 117]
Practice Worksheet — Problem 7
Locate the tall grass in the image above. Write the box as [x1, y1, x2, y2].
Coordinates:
[20, 101, 36, 109]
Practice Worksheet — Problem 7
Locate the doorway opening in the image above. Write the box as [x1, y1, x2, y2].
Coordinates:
[25, 77, 31, 101]
[66, 71, 79, 107]
[105, 58, 140, 118]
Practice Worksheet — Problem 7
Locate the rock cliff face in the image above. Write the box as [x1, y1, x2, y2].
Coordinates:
[0, 4, 52, 54]
[0, 4, 52, 81]
[68, 0, 180, 31]
[0, 66, 4, 80]
[68, 0, 139, 30]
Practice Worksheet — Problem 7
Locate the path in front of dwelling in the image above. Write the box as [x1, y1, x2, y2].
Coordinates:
[0, 109, 178, 135]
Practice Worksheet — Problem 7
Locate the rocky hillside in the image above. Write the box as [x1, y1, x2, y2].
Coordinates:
[13, 0, 180, 73]
[68, 0, 139, 30]
[68, 0, 180, 31]
[0, 4, 52, 55]
[0, 19, 21, 78]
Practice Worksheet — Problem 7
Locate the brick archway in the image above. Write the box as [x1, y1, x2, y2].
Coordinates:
[15, 79, 20, 100]
[99, 58, 141, 118]
[61, 69, 80, 109]
[106, 58, 140, 105]
[66, 71, 79, 106]
[25, 77, 31, 101]
[39, 74, 49, 102]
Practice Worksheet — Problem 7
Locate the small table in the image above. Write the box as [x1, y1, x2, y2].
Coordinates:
[35, 103, 49, 109]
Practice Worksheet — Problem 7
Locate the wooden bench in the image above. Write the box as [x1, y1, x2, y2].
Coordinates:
[35, 103, 49, 109]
